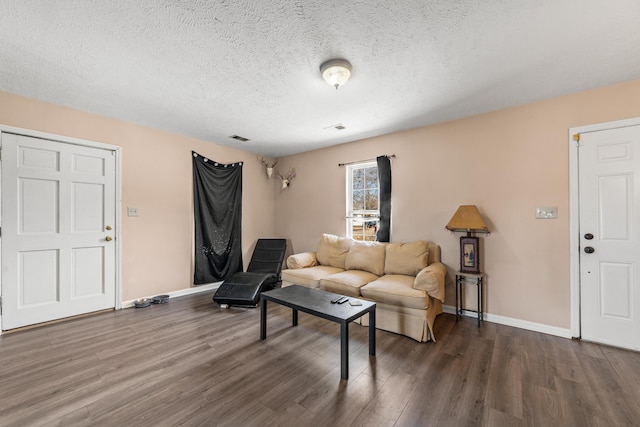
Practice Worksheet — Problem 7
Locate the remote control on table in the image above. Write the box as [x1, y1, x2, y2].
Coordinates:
[330, 296, 344, 303]
[337, 297, 349, 304]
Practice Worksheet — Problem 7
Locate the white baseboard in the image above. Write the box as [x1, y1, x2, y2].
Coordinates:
[442, 305, 573, 339]
[121, 289, 573, 339]
[121, 282, 222, 309]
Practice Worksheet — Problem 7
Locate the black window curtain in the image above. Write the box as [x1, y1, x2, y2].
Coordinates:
[376, 155, 392, 242]
[192, 152, 243, 284]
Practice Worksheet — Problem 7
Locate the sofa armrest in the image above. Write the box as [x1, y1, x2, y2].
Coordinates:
[413, 262, 446, 302]
[286, 252, 318, 269]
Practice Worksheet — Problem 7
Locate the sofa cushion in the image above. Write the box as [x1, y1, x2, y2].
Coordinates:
[286, 252, 318, 269]
[320, 270, 380, 297]
[316, 234, 353, 269]
[384, 241, 429, 276]
[361, 274, 431, 310]
[281, 265, 345, 289]
[345, 241, 385, 276]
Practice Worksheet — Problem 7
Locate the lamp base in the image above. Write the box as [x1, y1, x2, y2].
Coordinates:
[459, 235, 480, 274]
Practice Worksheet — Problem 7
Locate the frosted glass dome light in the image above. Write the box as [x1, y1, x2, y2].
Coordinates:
[320, 59, 352, 90]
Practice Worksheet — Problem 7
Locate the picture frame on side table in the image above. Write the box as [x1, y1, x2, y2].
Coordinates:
[460, 236, 480, 274]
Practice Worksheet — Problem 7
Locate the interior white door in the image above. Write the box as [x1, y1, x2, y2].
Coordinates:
[579, 125, 640, 351]
[1, 132, 116, 330]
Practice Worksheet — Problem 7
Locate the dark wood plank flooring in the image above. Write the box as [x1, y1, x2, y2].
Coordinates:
[1, 292, 639, 426]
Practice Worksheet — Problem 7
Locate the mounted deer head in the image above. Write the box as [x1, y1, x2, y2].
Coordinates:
[277, 168, 296, 189]
[261, 157, 278, 178]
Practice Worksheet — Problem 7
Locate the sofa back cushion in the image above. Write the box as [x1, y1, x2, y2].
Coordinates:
[316, 233, 353, 269]
[384, 240, 429, 276]
[345, 241, 385, 276]
[426, 241, 441, 264]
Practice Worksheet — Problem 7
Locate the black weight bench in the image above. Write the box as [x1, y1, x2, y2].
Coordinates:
[213, 238, 287, 307]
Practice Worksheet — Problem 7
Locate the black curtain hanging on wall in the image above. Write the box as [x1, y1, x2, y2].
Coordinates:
[192, 152, 243, 284]
[376, 155, 392, 242]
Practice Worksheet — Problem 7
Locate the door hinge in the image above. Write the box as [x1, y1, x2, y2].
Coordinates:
[0, 296, 2, 315]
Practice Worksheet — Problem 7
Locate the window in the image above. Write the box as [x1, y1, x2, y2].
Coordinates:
[346, 161, 379, 241]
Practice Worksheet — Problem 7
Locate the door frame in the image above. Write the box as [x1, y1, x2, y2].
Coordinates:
[0, 125, 122, 334]
[569, 117, 640, 338]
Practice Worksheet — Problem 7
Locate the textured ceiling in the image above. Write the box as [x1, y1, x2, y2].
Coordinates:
[1, 1, 639, 157]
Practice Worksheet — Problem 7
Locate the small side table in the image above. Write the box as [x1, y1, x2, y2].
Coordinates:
[455, 272, 483, 327]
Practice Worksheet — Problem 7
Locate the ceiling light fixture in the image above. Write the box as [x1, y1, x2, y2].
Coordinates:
[320, 59, 352, 90]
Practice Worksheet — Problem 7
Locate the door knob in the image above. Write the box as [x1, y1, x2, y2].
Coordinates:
[584, 233, 594, 240]
[105, 236, 113, 242]
[584, 246, 595, 254]
[106, 225, 112, 230]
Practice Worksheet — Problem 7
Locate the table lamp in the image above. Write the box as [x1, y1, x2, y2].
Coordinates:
[445, 205, 489, 274]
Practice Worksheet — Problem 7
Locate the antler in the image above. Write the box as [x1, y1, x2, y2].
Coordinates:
[261, 157, 279, 168]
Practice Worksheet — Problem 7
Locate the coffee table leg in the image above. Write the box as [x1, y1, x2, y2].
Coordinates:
[341, 321, 348, 380]
[260, 298, 267, 340]
[292, 308, 298, 326]
[369, 309, 376, 356]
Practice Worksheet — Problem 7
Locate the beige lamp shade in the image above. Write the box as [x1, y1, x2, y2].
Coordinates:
[445, 205, 489, 233]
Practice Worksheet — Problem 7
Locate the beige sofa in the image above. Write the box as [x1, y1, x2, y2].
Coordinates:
[281, 234, 446, 342]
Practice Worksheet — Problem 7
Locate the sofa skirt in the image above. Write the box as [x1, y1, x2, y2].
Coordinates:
[358, 298, 442, 342]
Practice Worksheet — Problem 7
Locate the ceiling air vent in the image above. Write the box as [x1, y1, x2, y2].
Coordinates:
[230, 135, 250, 142]
[323, 123, 346, 131]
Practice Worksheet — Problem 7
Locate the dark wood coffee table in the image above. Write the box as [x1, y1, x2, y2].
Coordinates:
[260, 285, 376, 380]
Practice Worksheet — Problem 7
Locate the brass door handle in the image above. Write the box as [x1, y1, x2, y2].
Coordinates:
[106, 225, 112, 230]
[105, 236, 113, 242]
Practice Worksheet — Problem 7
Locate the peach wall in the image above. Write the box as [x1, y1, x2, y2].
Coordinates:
[275, 79, 640, 329]
[0, 91, 277, 301]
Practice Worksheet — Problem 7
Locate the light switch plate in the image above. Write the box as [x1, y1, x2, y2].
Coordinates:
[127, 207, 139, 217]
[535, 206, 557, 219]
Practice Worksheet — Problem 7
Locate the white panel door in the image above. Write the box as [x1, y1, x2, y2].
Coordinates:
[579, 125, 640, 351]
[1, 132, 116, 329]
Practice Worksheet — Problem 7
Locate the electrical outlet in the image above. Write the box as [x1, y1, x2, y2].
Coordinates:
[127, 207, 139, 217]
[535, 206, 557, 219]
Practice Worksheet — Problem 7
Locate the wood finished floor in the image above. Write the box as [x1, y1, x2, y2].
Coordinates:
[1, 293, 639, 427]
